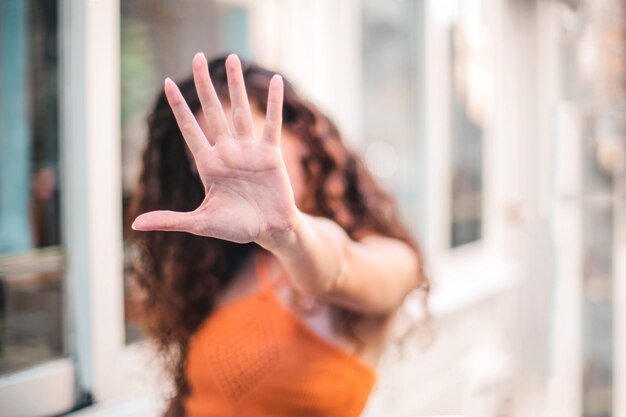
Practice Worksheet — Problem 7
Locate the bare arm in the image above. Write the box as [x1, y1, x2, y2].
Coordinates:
[132, 53, 421, 317]
[266, 212, 421, 315]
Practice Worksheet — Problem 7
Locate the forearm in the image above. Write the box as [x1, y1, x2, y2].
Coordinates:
[259, 210, 421, 314]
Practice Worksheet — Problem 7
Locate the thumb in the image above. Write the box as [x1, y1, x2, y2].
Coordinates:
[131, 210, 195, 232]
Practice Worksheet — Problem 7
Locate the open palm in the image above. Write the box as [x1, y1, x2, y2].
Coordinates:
[132, 53, 299, 248]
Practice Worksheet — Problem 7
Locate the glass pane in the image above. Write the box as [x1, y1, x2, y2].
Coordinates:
[361, 0, 421, 235]
[448, 0, 492, 247]
[0, 0, 64, 375]
[579, 1, 623, 414]
[121, 0, 251, 343]
[582, 114, 614, 417]
[582, 201, 613, 417]
[0, 254, 64, 375]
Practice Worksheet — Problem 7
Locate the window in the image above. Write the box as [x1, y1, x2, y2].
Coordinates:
[0, 1, 76, 415]
[448, 15, 489, 247]
[575, 3, 623, 415]
[540, 1, 625, 416]
[0, 0, 64, 375]
[423, 0, 498, 259]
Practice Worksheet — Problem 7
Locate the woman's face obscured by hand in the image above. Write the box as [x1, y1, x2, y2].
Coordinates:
[195, 104, 307, 207]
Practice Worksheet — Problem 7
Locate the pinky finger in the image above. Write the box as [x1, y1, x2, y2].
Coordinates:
[262, 75, 284, 145]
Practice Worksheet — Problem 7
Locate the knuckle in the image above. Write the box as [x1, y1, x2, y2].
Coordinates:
[180, 121, 195, 135]
[204, 106, 223, 122]
[265, 120, 281, 131]
[232, 107, 250, 119]
[233, 109, 251, 129]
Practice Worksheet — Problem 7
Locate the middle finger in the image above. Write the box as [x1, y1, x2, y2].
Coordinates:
[225, 54, 255, 139]
[192, 52, 231, 144]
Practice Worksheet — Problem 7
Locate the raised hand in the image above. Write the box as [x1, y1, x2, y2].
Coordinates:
[132, 53, 300, 249]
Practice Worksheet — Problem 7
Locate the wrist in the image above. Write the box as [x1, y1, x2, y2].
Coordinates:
[257, 210, 308, 253]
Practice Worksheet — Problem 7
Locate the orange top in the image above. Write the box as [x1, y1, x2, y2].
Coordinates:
[184, 254, 377, 417]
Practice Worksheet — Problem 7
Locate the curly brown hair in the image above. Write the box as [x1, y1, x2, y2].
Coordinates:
[127, 55, 428, 416]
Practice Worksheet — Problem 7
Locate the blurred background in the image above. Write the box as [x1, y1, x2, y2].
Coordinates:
[0, 0, 624, 416]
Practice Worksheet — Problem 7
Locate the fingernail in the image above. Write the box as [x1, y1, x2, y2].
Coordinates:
[226, 54, 239, 69]
[193, 52, 206, 66]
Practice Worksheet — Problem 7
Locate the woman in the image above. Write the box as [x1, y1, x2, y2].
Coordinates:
[130, 53, 428, 417]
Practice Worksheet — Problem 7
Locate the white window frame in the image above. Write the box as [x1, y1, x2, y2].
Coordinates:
[0, 0, 83, 414]
[0, 360, 75, 417]
[2, 0, 138, 415]
[79, 0, 125, 402]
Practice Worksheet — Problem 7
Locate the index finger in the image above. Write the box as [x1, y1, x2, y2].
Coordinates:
[164, 78, 211, 157]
